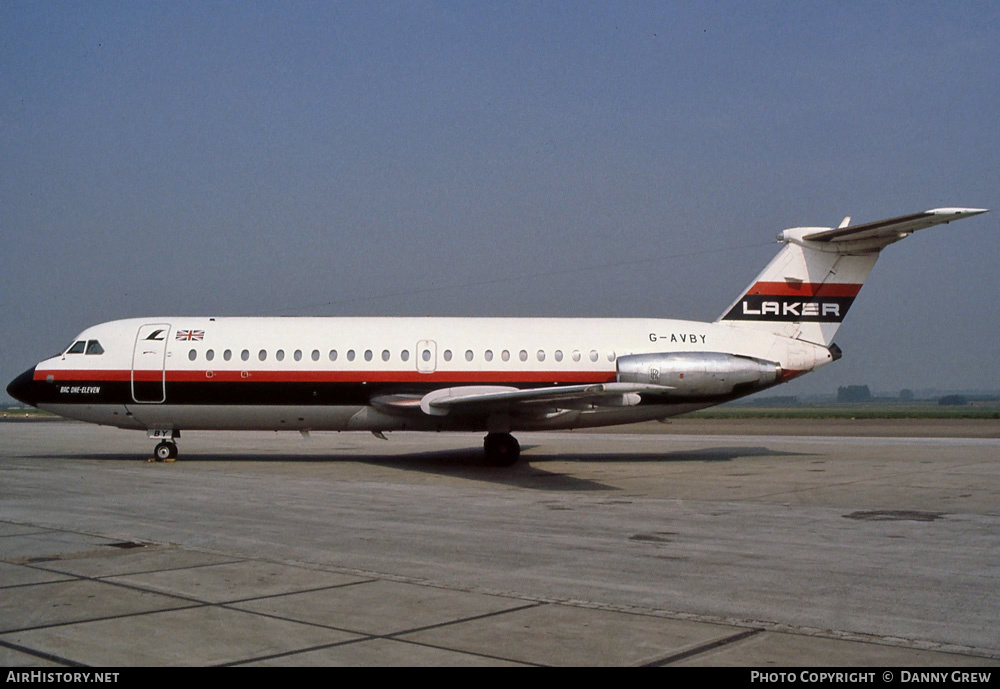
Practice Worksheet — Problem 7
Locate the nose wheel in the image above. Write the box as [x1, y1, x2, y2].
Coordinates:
[153, 441, 178, 462]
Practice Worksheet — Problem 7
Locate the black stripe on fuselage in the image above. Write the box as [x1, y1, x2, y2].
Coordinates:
[28, 377, 776, 410]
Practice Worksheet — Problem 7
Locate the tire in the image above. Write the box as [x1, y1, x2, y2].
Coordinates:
[483, 433, 520, 467]
[154, 441, 176, 461]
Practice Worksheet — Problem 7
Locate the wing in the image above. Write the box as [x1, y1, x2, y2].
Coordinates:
[372, 383, 674, 418]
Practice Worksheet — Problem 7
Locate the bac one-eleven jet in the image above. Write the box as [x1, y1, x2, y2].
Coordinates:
[7, 208, 987, 465]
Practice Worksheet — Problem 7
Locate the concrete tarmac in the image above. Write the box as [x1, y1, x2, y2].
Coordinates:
[1, 419, 998, 666]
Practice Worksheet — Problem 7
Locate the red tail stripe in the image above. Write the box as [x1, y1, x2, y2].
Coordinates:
[746, 282, 862, 297]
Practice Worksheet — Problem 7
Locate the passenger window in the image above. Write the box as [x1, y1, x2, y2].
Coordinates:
[206, 349, 215, 361]
[501, 350, 510, 362]
[536, 350, 545, 362]
[572, 350, 581, 362]
[224, 349, 232, 361]
[465, 350, 474, 362]
[554, 350, 563, 362]
[401, 350, 410, 362]
[381, 349, 390, 362]
[607, 351, 616, 361]
[589, 350, 599, 362]
[85, 340, 104, 355]
[312, 350, 320, 361]
[519, 350, 528, 362]
[276, 349, 285, 361]
[421, 349, 430, 362]
[188, 349, 197, 361]
[485, 350, 493, 362]
[241, 349, 250, 361]
[294, 350, 303, 362]
[347, 349, 356, 361]
[443, 350, 453, 362]
[364, 350, 373, 362]
[329, 350, 338, 361]
[67, 341, 86, 354]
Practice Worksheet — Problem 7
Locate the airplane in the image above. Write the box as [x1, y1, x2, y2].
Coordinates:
[6, 207, 987, 465]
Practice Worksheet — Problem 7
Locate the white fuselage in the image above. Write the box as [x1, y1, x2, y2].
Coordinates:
[26, 316, 833, 433]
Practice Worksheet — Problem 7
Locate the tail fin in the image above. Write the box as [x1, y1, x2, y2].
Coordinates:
[716, 208, 987, 347]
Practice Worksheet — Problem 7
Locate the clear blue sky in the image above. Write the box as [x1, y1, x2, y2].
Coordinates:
[2, 1, 997, 400]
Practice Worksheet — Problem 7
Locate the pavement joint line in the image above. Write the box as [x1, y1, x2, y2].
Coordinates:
[220, 632, 543, 667]
[11, 553, 376, 609]
[384, 601, 546, 639]
[0, 575, 79, 590]
[22, 556, 248, 579]
[7, 566, 226, 608]
[218, 603, 548, 667]
[0, 638, 85, 668]
[217, 597, 543, 641]
[376, 635, 546, 667]
[0, 601, 205, 636]
[213, 601, 380, 637]
[218, 636, 380, 667]
[92, 558, 250, 578]
[642, 627, 764, 667]
[60, 568, 380, 611]
[10, 528, 997, 661]
[215, 577, 379, 606]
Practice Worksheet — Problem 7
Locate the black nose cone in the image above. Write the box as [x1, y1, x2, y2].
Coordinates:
[7, 367, 37, 407]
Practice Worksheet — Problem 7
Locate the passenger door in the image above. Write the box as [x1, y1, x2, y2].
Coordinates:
[132, 324, 170, 403]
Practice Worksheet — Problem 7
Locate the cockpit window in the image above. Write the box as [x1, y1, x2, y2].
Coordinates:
[86, 340, 104, 355]
[67, 341, 86, 354]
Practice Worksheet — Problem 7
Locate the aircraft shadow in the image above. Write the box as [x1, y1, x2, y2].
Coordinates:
[529, 445, 813, 464]
[46, 446, 615, 492]
[42, 444, 810, 493]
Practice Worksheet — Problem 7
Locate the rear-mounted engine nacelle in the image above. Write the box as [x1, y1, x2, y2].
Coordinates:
[617, 352, 781, 397]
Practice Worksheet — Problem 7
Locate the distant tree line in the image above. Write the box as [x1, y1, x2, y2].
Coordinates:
[837, 385, 871, 403]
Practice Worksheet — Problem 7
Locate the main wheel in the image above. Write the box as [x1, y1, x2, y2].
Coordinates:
[154, 441, 177, 461]
[483, 433, 520, 466]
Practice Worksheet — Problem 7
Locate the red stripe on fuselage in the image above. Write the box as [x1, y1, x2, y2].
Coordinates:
[35, 369, 132, 382]
[35, 368, 617, 385]
[746, 282, 862, 297]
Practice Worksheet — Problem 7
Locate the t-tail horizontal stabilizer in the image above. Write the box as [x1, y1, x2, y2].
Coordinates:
[717, 208, 987, 347]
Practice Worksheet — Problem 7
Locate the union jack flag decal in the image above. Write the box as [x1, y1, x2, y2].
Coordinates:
[176, 330, 205, 341]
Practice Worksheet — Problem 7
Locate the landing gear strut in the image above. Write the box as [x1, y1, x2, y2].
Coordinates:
[153, 441, 178, 462]
[483, 432, 520, 466]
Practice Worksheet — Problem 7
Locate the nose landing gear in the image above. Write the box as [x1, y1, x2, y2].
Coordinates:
[153, 441, 178, 462]
[148, 429, 179, 462]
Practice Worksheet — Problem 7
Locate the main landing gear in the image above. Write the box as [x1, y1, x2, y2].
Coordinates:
[483, 432, 520, 467]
